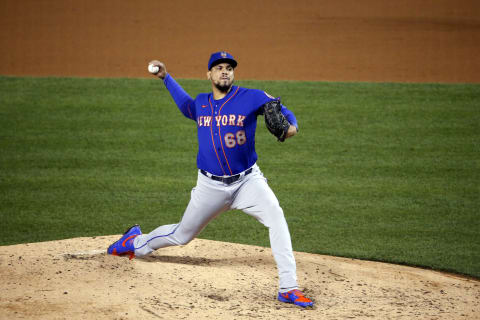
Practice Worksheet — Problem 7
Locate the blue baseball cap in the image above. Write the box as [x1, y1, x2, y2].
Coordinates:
[208, 51, 238, 70]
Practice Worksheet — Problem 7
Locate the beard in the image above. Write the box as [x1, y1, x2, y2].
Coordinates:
[214, 79, 233, 93]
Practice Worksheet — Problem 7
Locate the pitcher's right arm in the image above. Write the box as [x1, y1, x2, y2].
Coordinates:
[148, 60, 195, 120]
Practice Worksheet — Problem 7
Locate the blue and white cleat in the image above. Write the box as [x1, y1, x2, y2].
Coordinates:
[278, 289, 314, 308]
[107, 225, 142, 260]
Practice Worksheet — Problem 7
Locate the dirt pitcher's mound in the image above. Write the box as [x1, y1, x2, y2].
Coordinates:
[0, 237, 478, 319]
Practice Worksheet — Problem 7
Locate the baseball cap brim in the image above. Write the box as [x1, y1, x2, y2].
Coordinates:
[209, 58, 237, 70]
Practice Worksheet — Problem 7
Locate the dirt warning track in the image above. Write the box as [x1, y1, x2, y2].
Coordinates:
[1, 0, 479, 83]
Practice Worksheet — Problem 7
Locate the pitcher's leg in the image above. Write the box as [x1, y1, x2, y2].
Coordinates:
[134, 173, 229, 257]
[232, 173, 298, 290]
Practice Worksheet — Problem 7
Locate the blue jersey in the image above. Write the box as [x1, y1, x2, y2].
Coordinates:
[163, 74, 298, 176]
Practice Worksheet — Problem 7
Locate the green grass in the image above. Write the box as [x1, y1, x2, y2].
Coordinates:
[0, 76, 479, 278]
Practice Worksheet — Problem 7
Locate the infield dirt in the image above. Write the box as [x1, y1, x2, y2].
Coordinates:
[1, 0, 479, 319]
[1, 237, 479, 320]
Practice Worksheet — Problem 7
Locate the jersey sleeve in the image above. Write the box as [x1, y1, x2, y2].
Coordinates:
[280, 105, 298, 130]
[163, 73, 196, 120]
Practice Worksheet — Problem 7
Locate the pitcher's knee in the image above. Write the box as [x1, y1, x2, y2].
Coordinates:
[267, 202, 284, 217]
[262, 203, 287, 225]
[173, 234, 195, 246]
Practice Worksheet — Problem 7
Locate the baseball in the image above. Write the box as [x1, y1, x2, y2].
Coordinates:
[148, 64, 159, 74]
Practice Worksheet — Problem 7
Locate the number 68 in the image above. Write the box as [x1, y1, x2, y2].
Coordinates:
[224, 130, 246, 148]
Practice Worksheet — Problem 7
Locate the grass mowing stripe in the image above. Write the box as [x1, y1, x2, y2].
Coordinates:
[0, 76, 479, 278]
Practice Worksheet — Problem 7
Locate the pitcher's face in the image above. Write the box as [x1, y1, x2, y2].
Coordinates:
[208, 63, 235, 92]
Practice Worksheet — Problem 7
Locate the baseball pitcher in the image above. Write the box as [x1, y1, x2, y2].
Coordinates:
[107, 51, 313, 308]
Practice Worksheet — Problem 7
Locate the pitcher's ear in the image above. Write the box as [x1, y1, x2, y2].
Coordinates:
[206, 71, 211, 80]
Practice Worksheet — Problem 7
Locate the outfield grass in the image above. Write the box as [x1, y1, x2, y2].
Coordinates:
[0, 76, 479, 278]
